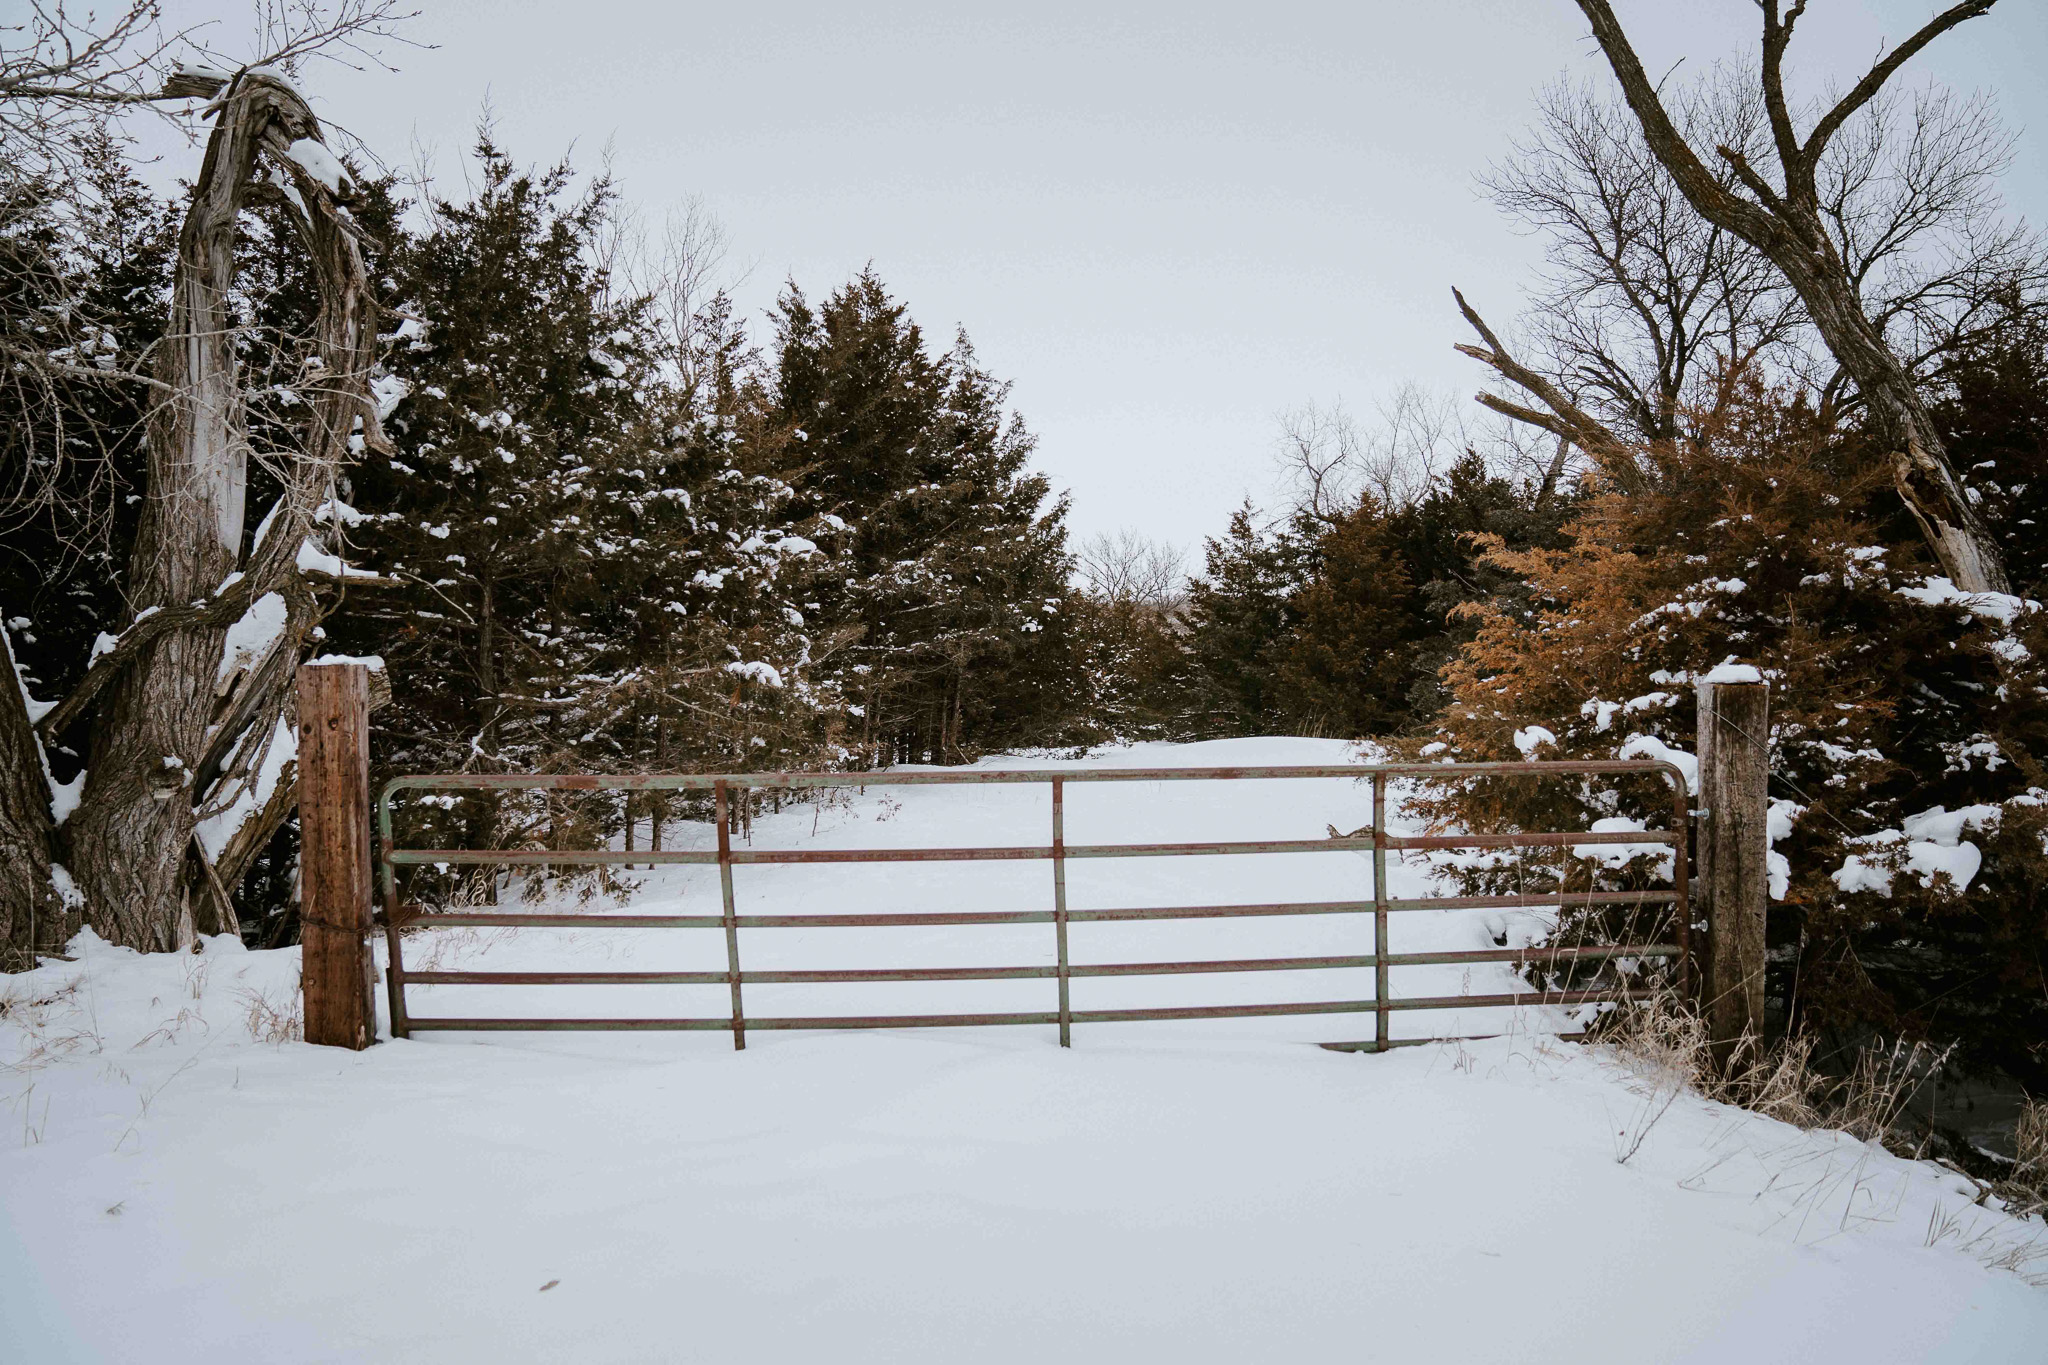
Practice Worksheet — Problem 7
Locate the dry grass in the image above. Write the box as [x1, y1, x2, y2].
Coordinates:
[1729, 1033, 1826, 1128]
[1599, 991, 1951, 1159]
[1594, 991, 1716, 1164]
[1924, 1200, 2048, 1286]
[0, 976, 102, 1074]
[1596, 992, 2048, 1281]
[0, 976, 81, 1027]
[239, 984, 303, 1044]
[1994, 1099, 2048, 1219]
[1837, 1038, 1954, 1148]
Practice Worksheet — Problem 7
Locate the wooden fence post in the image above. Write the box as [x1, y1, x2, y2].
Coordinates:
[1695, 672, 1769, 1069]
[297, 661, 376, 1049]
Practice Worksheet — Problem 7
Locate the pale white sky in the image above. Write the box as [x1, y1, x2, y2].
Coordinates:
[139, 1, 2048, 551]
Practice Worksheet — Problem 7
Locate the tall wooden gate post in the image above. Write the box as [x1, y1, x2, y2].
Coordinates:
[1695, 673, 1769, 1069]
[297, 661, 376, 1049]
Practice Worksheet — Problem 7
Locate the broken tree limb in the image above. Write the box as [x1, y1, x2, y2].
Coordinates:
[40, 534, 393, 745]
[1451, 287, 1645, 494]
[188, 832, 241, 938]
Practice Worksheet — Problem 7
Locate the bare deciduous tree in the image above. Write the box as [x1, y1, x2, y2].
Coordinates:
[1570, 0, 2015, 593]
[1076, 530, 1185, 612]
[592, 192, 742, 397]
[642, 200, 738, 394]
[1461, 43, 2038, 523]
[1812, 82, 2042, 407]
[1477, 76, 1802, 459]
[1, 1, 414, 179]
[1276, 384, 1467, 524]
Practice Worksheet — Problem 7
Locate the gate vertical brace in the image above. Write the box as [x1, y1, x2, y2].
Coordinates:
[377, 784, 410, 1040]
[1670, 771, 1693, 1003]
[1052, 776, 1071, 1048]
[715, 780, 746, 1050]
[1372, 772, 1389, 1054]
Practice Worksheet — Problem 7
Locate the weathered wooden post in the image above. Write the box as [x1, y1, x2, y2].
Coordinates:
[297, 661, 377, 1049]
[1695, 667, 1769, 1070]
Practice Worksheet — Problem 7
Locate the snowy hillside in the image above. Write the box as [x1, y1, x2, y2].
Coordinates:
[5, 739, 2045, 1363]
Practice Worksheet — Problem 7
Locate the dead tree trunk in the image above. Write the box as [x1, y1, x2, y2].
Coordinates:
[1570, 0, 2009, 594]
[51, 71, 387, 950]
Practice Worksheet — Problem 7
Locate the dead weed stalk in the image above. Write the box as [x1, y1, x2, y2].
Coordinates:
[1995, 1099, 2048, 1219]
[239, 984, 304, 1044]
[1599, 991, 1951, 1161]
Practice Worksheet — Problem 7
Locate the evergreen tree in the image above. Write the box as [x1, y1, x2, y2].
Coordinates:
[1, 140, 178, 716]
[1176, 453, 1581, 742]
[1935, 300, 2048, 597]
[323, 138, 677, 875]
[766, 272, 1072, 764]
[1279, 502, 1420, 738]
[328, 137, 843, 873]
[586, 339, 830, 780]
[1181, 504, 1315, 736]
[1421, 380, 2048, 1084]
[1380, 451, 1582, 722]
[1063, 535, 1193, 745]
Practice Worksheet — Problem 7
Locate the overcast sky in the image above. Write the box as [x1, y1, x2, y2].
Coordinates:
[146, 1, 2048, 552]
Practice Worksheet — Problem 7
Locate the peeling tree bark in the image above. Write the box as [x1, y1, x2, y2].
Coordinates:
[55, 71, 386, 951]
[1569, 0, 2009, 594]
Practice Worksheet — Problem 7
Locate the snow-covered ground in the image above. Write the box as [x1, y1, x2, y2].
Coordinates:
[5, 738, 2045, 1363]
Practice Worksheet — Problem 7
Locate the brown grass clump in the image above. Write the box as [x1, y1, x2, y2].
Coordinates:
[1598, 992, 1952, 1160]
[239, 985, 303, 1044]
[1995, 1099, 2048, 1219]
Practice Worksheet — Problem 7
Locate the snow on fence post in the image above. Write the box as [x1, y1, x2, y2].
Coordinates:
[1695, 668, 1769, 1070]
[297, 661, 377, 1049]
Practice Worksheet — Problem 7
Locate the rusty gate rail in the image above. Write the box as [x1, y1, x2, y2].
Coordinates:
[375, 761, 1690, 1051]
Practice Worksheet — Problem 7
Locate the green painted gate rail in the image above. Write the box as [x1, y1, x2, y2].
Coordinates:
[375, 761, 1690, 1052]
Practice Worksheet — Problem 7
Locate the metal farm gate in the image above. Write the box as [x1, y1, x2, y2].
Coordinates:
[375, 761, 1690, 1052]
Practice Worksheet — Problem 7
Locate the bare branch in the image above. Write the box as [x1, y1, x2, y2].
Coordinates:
[1479, 73, 1806, 454]
[1075, 530, 1186, 609]
[1759, 2, 1808, 186]
[1805, 1, 1999, 167]
[1571, 0, 1782, 248]
[0, 340, 180, 396]
[1, 1, 419, 184]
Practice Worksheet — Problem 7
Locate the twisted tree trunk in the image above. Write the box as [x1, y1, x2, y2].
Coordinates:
[51, 71, 386, 951]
